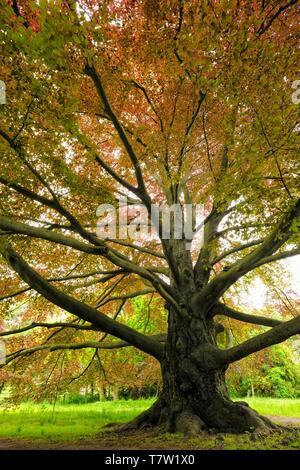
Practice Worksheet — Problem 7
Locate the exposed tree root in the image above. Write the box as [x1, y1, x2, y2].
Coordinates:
[119, 397, 167, 432]
[117, 398, 293, 437]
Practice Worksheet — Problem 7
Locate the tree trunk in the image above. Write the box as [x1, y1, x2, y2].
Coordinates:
[124, 306, 278, 435]
[99, 385, 106, 401]
[112, 384, 120, 401]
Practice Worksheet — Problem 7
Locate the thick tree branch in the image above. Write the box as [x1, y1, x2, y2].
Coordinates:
[202, 111, 216, 180]
[106, 238, 165, 259]
[0, 243, 164, 360]
[0, 216, 174, 303]
[0, 215, 177, 309]
[0, 269, 126, 302]
[217, 315, 300, 365]
[84, 65, 151, 207]
[213, 223, 272, 240]
[71, 128, 141, 198]
[211, 239, 265, 265]
[0, 216, 107, 255]
[72, 129, 179, 285]
[0, 176, 57, 209]
[130, 79, 164, 133]
[257, 0, 299, 36]
[0, 190, 171, 287]
[0, 129, 58, 200]
[194, 206, 232, 288]
[178, 92, 206, 170]
[0, 322, 101, 337]
[11, 0, 30, 28]
[250, 247, 300, 269]
[105, 249, 179, 311]
[82, 70, 179, 283]
[195, 198, 300, 311]
[2, 333, 167, 367]
[173, 1, 192, 79]
[97, 288, 156, 307]
[0, 132, 110, 248]
[211, 303, 282, 328]
[254, 107, 293, 198]
[12, 99, 34, 142]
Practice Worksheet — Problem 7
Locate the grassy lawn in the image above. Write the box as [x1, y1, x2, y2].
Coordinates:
[0, 397, 299, 440]
[244, 397, 300, 418]
[0, 399, 153, 439]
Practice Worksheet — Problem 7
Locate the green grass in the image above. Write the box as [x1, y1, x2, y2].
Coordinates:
[0, 399, 154, 439]
[242, 397, 300, 418]
[0, 397, 298, 440]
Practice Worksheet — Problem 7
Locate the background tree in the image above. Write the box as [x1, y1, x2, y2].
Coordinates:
[0, 0, 299, 434]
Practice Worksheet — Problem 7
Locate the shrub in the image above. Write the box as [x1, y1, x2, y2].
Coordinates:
[227, 343, 300, 398]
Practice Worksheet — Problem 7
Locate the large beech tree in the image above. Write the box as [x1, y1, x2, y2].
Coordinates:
[0, 0, 299, 433]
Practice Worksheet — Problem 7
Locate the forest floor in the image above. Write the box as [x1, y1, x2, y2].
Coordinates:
[0, 418, 299, 450]
[0, 399, 299, 450]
